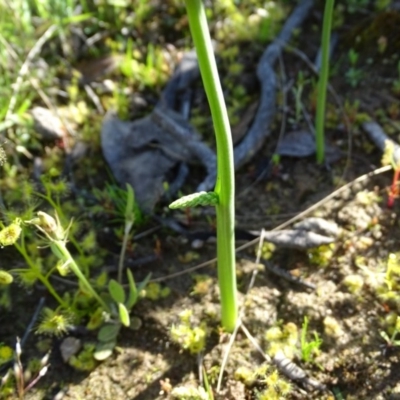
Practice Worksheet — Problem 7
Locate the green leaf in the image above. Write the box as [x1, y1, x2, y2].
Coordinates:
[87, 307, 104, 330]
[202, 365, 214, 400]
[61, 13, 92, 25]
[97, 324, 121, 342]
[108, 279, 125, 304]
[126, 271, 152, 309]
[137, 273, 152, 294]
[126, 269, 138, 309]
[118, 303, 130, 327]
[50, 242, 64, 260]
[169, 191, 219, 209]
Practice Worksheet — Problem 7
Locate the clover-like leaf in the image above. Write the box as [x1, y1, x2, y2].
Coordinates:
[97, 324, 121, 342]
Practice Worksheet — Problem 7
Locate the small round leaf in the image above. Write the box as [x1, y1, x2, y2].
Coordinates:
[97, 324, 121, 342]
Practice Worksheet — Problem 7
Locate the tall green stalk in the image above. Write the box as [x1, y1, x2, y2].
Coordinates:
[183, 0, 237, 332]
[315, 0, 335, 164]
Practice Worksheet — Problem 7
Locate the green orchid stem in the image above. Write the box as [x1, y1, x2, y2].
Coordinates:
[184, 0, 237, 331]
[54, 240, 111, 313]
[315, 0, 335, 164]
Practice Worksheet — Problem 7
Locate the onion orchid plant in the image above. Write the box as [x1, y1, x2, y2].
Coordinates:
[170, 0, 238, 332]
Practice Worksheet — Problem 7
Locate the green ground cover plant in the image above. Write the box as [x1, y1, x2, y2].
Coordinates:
[0, 181, 149, 363]
[300, 316, 323, 364]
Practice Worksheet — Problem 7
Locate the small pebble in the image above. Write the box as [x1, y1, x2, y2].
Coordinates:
[60, 337, 82, 363]
[191, 239, 204, 249]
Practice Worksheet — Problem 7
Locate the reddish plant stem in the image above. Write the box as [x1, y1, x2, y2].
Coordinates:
[388, 168, 400, 208]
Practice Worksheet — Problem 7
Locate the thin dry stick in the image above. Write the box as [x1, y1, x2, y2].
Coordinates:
[240, 323, 326, 392]
[150, 165, 391, 284]
[240, 323, 271, 362]
[197, 352, 204, 386]
[84, 84, 105, 114]
[6, 24, 58, 120]
[216, 318, 241, 393]
[216, 230, 265, 392]
[0, 33, 18, 59]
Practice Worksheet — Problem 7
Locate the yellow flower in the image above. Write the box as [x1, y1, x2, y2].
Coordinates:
[0, 345, 13, 364]
[0, 220, 22, 246]
[0, 270, 13, 285]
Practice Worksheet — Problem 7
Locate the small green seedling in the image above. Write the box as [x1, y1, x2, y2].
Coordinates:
[300, 316, 323, 363]
[92, 182, 143, 225]
[380, 315, 400, 356]
[118, 183, 137, 283]
[380, 328, 400, 354]
[345, 49, 363, 88]
[94, 270, 151, 361]
[202, 365, 214, 400]
[291, 71, 307, 123]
